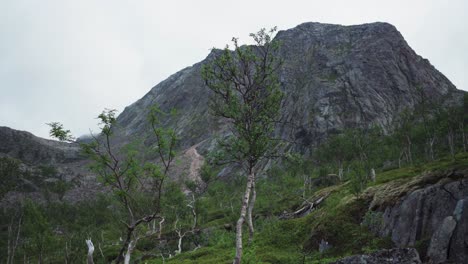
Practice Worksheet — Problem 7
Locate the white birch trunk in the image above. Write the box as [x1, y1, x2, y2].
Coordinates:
[175, 231, 184, 255]
[233, 172, 255, 264]
[370, 168, 376, 182]
[247, 178, 256, 244]
[158, 217, 165, 240]
[85, 239, 94, 264]
[338, 167, 344, 181]
[124, 240, 135, 264]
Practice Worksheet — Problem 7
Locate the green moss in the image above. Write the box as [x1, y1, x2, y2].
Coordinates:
[146, 245, 233, 264]
[373, 152, 468, 185]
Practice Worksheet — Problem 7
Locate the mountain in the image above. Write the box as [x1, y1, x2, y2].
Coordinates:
[0, 127, 99, 205]
[114, 22, 464, 153]
[1, 21, 464, 204]
[0, 126, 81, 165]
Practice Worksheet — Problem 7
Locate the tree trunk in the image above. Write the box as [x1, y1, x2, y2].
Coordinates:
[460, 122, 466, 152]
[247, 177, 256, 245]
[115, 226, 134, 264]
[428, 136, 436, 161]
[175, 231, 184, 255]
[7, 221, 11, 264]
[448, 130, 455, 159]
[124, 240, 135, 264]
[302, 174, 307, 199]
[158, 217, 165, 240]
[233, 172, 255, 264]
[338, 166, 343, 181]
[86, 239, 94, 264]
[39, 250, 43, 264]
[370, 168, 376, 182]
[398, 149, 405, 168]
[189, 193, 197, 230]
[406, 135, 413, 165]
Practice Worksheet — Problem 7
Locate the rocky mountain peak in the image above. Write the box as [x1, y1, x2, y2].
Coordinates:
[113, 22, 463, 153]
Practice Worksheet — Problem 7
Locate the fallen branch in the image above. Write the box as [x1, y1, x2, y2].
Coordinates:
[279, 193, 330, 220]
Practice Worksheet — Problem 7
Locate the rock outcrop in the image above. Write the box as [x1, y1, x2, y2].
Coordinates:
[367, 169, 468, 263]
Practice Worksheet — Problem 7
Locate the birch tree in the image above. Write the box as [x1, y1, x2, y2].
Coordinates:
[202, 27, 283, 264]
[49, 105, 176, 264]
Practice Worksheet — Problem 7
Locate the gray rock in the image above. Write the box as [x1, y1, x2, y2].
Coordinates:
[427, 216, 457, 263]
[374, 173, 468, 263]
[331, 248, 421, 264]
[380, 179, 468, 247]
[113, 22, 464, 154]
[319, 239, 331, 253]
[448, 198, 468, 264]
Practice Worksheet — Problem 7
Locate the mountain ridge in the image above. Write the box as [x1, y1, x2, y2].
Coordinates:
[113, 21, 464, 153]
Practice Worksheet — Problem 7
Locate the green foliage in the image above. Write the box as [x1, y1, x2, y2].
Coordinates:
[349, 162, 367, 198]
[35, 77, 467, 263]
[45, 179, 72, 200]
[0, 157, 21, 198]
[201, 27, 283, 170]
[46, 122, 75, 142]
[22, 200, 55, 262]
[361, 211, 383, 235]
[0, 195, 123, 263]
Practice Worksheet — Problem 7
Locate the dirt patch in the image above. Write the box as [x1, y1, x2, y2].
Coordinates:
[184, 145, 204, 182]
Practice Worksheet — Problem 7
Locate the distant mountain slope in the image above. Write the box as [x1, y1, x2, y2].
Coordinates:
[0, 126, 81, 165]
[0, 127, 98, 205]
[114, 22, 464, 153]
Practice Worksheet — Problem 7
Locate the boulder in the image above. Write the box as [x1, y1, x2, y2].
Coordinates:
[447, 198, 468, 264]
[427, 216, 457, 263]
[369, 170, 468, 263]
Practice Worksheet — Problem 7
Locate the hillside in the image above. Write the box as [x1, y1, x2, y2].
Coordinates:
[145, 154, 468, 263]
[0, 127, 99, 205]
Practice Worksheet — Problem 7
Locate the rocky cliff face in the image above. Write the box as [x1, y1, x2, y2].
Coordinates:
[367, 168, 468, 263]
[114, 22, 463, 153]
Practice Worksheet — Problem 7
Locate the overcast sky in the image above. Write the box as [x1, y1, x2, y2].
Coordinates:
[1, 0, 467, 139]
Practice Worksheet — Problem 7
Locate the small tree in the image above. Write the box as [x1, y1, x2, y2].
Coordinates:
[349, 162, 367, 198]
[415, 86, 438, 161]
[202, 27, 283, 264]
[48, 106, 176, 264]
[46, 122, 75, 142]
[394, 109, 415, 166]
[22, 200, 53, 264]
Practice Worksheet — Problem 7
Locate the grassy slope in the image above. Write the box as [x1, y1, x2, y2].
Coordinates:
[147, 153, 468, 264]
